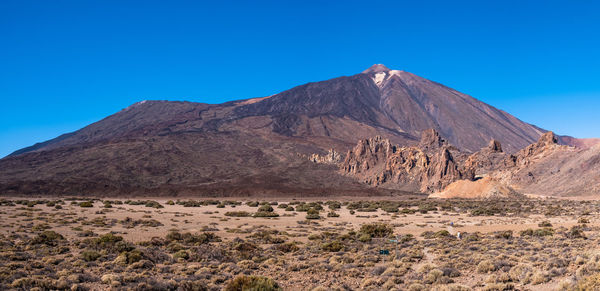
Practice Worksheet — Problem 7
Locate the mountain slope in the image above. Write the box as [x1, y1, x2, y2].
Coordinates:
[0, 64, 583, 196]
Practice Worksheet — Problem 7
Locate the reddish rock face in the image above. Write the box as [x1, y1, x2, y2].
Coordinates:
[338, 129, 600, 197]
[340, 129, 475, 193]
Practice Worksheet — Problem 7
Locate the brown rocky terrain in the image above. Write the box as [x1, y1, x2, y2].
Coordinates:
[339, 129, 474, 193]
[492, 132, 600, 197]
[314, 130, 599, 198]
[0, 64, 596, 197]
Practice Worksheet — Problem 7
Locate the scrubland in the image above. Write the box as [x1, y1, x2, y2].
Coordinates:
[1, 197, 600, 290]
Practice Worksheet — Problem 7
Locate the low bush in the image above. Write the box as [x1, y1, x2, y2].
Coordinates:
[144, 200, 163, 209]
[538, 220, 553, 227]
[254, 211, 279, 217]
[30, 231, 65, 246]
[477, 259, 496, 274]
[224, 275, 282, 291]
[79, 201, 94, 208]
[359, 223, 393, 238]
[166, 231, 221, 245]
[306, 208, 320, 219]
[327, 211, 339, 217]
[173, 250, 190, 260]
[520, 228, 554, 237]
[321, 240, 344, 252]
[225, 211, 251, 217]
[258, 204, 274, 212]
[81, 250, 101, 262]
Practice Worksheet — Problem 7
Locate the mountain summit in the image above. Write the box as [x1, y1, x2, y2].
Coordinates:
[362, 64, 391, 73]
[0, 65, 586, 196]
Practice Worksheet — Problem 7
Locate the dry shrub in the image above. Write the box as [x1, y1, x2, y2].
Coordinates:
[224, 275, 281, 291]
[477, 260, 496, 274]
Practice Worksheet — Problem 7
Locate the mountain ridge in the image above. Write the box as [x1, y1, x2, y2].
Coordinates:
[1, 64, 597, 196]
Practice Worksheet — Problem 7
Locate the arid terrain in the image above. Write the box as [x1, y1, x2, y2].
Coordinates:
[2, 196, 600, 290]
[1, 65, 599, 290]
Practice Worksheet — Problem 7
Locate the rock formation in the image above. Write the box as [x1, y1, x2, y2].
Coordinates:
[340, 130, 475, 193]
[308, 149, 343, 164]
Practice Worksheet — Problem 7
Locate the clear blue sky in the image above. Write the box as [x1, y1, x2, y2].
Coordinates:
[1, 1, 600, 158]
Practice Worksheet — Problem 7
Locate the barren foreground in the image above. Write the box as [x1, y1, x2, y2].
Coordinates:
[1, 197, 600, 290]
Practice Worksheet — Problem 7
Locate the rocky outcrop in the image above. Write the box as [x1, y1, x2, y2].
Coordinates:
[322, 130, 600, 198]
[503, 131, 562, 168]
[464, 139, 508, 175]
[308, 149, 343, 164]
[419, 128, 448, 150]
[340, 130, 475, 193]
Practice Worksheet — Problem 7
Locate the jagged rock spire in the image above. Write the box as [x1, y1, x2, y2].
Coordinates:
[488, 139, 503, 153]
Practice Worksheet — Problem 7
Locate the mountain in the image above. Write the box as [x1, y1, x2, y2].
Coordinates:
[0, 64, 592, 196]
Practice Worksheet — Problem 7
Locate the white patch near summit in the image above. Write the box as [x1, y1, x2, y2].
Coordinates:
[389, 70, 404, 77]
[373, 72, 387, 87]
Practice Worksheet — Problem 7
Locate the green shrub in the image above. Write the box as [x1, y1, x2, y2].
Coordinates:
[84, 233, 133, 253]
[285, 206, 294, 211]
[275, 242, 299, 253]
[81, 250, 101, 262]
[254, 211, 279, 217]
[181, 200, 203, 207]
[494, 231, 513, 239]
[359, 223, 393, 238]
[258, 204, 274, 212]
[327, 211, 339, 217]
[79, 201, 93, 208]
[358, 233, 372, 242]
[306, 208, 320, 219]
[433, 230, 452, 239]
[295, 204, 310, 212]
[400, 208, 416, 214]
[124, 249, 143, 264]
[173, 250, 190, 260]
[321, 240, 344, 252]
[538, 220, 552, 227]
[327, 201, 341, 210]
[30, 231, 65, 246]
[519, 228, 554, 237]
[225, 211, 251, 217]
[224, 275, 282, 291]
[246, 201, 259, 207]
[144, 200, 163, 209]
[566, 225, 586, 239]
[166, 231, 221, 245]
[382, 205, 399, 213]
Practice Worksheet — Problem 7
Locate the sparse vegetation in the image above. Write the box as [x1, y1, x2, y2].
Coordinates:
[1, 197, 599, 289]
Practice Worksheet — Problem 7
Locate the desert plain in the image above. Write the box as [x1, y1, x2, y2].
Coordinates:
[1, 196, 600, 290]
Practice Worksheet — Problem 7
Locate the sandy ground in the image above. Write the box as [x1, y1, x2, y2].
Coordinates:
[0, 198, 593, 244]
